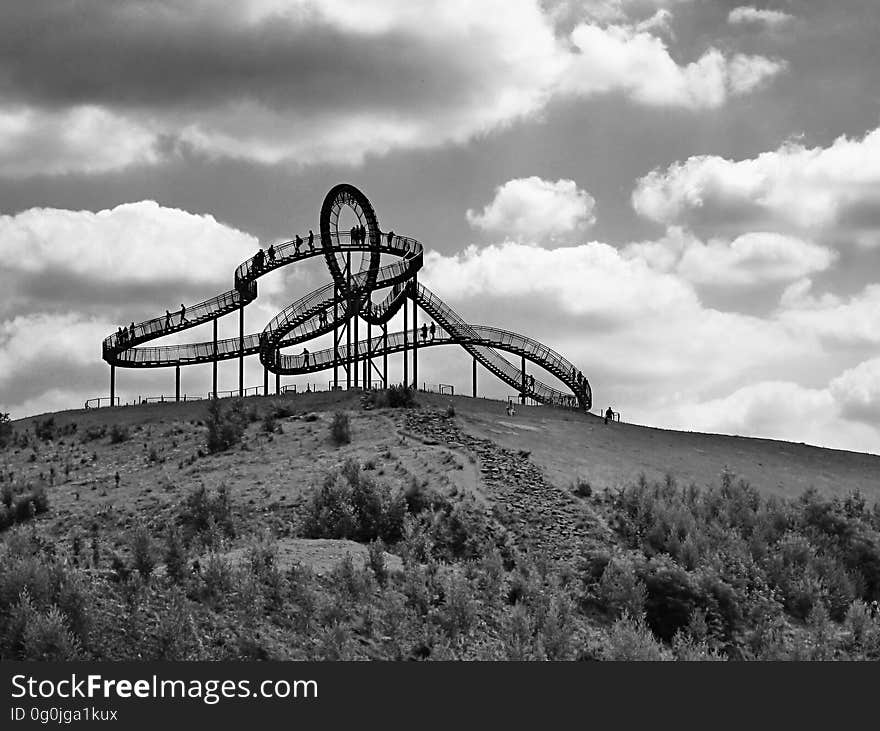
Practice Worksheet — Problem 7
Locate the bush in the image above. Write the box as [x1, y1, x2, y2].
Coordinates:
[130, 526, 156, 580]
[302, 460, 406, 543]
[599, 612, 669, 661]
[0, 412, 12, 449]
[80, 424, 106, 442]
[205, 398, 248, 453]
[330, 411, 351, 446]
[598, 558, 647, 618]
[573, 478, 592, 499]
[366, 386, 417, 409]
[109, 423, 130, 444]
[34, 417, 55, 442]
[164, 528, 187, 584]
[180, 484, 235, 541]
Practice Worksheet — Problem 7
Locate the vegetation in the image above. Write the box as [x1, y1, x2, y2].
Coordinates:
[365, 386, 417, 409]
[329, 411, 351, 445]
[205, 398, 250, 453]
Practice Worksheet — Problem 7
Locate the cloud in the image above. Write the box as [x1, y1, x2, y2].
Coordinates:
[0, 106, 158, 178]
[830, 358, 880, 424]
[777, 281, 880, 346]
[626, 228, 836, 287]
[0, 201, 258, 297]
[561, 23, 785, 110]
[0, 0, 786, 176]
[728, 6, 794, 28]
[631, 126, 880, 246]
[466, 177, 596, 243]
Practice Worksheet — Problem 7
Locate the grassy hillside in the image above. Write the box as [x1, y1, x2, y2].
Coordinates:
[1, 389, 879, 661]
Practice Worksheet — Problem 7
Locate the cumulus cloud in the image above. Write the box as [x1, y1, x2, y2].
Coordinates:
[777, 281, 880, 346]
[0, 0, 786, 176]
[830, 358, 880, 424]
[561, 23, 785, 110]
[0, 202, 257, 287]
[631, 126, 880, 245]
[626, 229, 836, 287]
[466, 177, 596, 243]
[728, 6, 794, 28]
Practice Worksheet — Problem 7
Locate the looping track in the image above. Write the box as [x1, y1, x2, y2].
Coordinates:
[102, 184, 592, 410]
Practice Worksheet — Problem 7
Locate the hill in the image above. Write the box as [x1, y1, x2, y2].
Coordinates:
[1, 389, 879, 661]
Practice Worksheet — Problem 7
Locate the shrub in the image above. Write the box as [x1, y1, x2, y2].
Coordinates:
[0, 412, 12, 449]
[109, 423, 130, 444]
[368, 540, 388, 586]
[598, 557, 646, 618]
[33, 417, 55, 442]
[573, 478, 592, 499]
[205, 398, 248, 453]
[302, 460, 405, 543]
[181, 484, 235, 540]
[445, 403, 456, 418]
[366, 385, 417, 409]
[80, 424, 106, 443]
[330, 411, 351, 445]
[164, 528, 187, 584]
[599, 612, 669, 661]
[130, 526, 156, 580]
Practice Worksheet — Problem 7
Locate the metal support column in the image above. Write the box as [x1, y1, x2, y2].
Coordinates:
[275, 371, 280, 395]
[212, 317, 218, 399]
[412, 276, 418, 391]
[472, 357, 477, 398]
[110, 365, 115, 406]
[403, 292, 408, 387]
[346, 253, 351, 390]
[333, 284, 339, 390]
[238, 305, 245, 396]
[263, 364, 268, 396]
[382, 322, 388, 387]
[175, 365, 180, 402]
[354, 303, 359, 389]
[363, 319, 369, 388]
[520, 355, 526, 405]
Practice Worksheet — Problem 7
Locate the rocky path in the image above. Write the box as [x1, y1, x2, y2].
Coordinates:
[401, 409, 612, 564]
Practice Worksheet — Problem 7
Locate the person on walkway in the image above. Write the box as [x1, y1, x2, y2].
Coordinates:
[308, 230, 314, 250]
[164, 310, 172, 330]
[386, 230, 394, 246]
[421, 323, 428, 342]
[429, 321, 436, 341]
[302, 348, 310, 368]
[349, 225, 357, 246]
[129, 322, 136, 340]
[180, 304, 187, 323]
[253, 248, 264, 273]
[295, 234, 303, 253]
[604, 407, 613, 425]
[267, 244, 275, 263]
[529, 374, 535, 390]
[359, 224, 366, 244]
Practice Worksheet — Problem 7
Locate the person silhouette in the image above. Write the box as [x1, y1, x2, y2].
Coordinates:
[421, 323, 428, 342]
[129, 322, 136, 340]
[179, 304, 187, 323]
[359, 224, 366, 244]
[604, 407, 613, 425]
[429, 321, 436, 341]
[308, 230, 314, 250]
[295, 234, 302, 253]
[387, 230, 394, 246]
[164, 309, 172, 330]
[350, 225, 357, 246]
[302, 348, 310, 368]
[267, 244, 275, 263]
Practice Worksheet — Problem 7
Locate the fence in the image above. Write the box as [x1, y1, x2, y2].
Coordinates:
[84, 397, 120, 409]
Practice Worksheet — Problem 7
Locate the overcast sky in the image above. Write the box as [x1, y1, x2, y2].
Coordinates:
[1, 0, 879, 454]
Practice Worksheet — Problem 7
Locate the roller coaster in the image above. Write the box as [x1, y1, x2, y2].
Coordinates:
[101, 184, 591, 410]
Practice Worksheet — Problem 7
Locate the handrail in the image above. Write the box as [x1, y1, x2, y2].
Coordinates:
[102, 184, 591, 410]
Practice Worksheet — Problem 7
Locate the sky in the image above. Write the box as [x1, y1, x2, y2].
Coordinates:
[0, 0, 879, 454]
